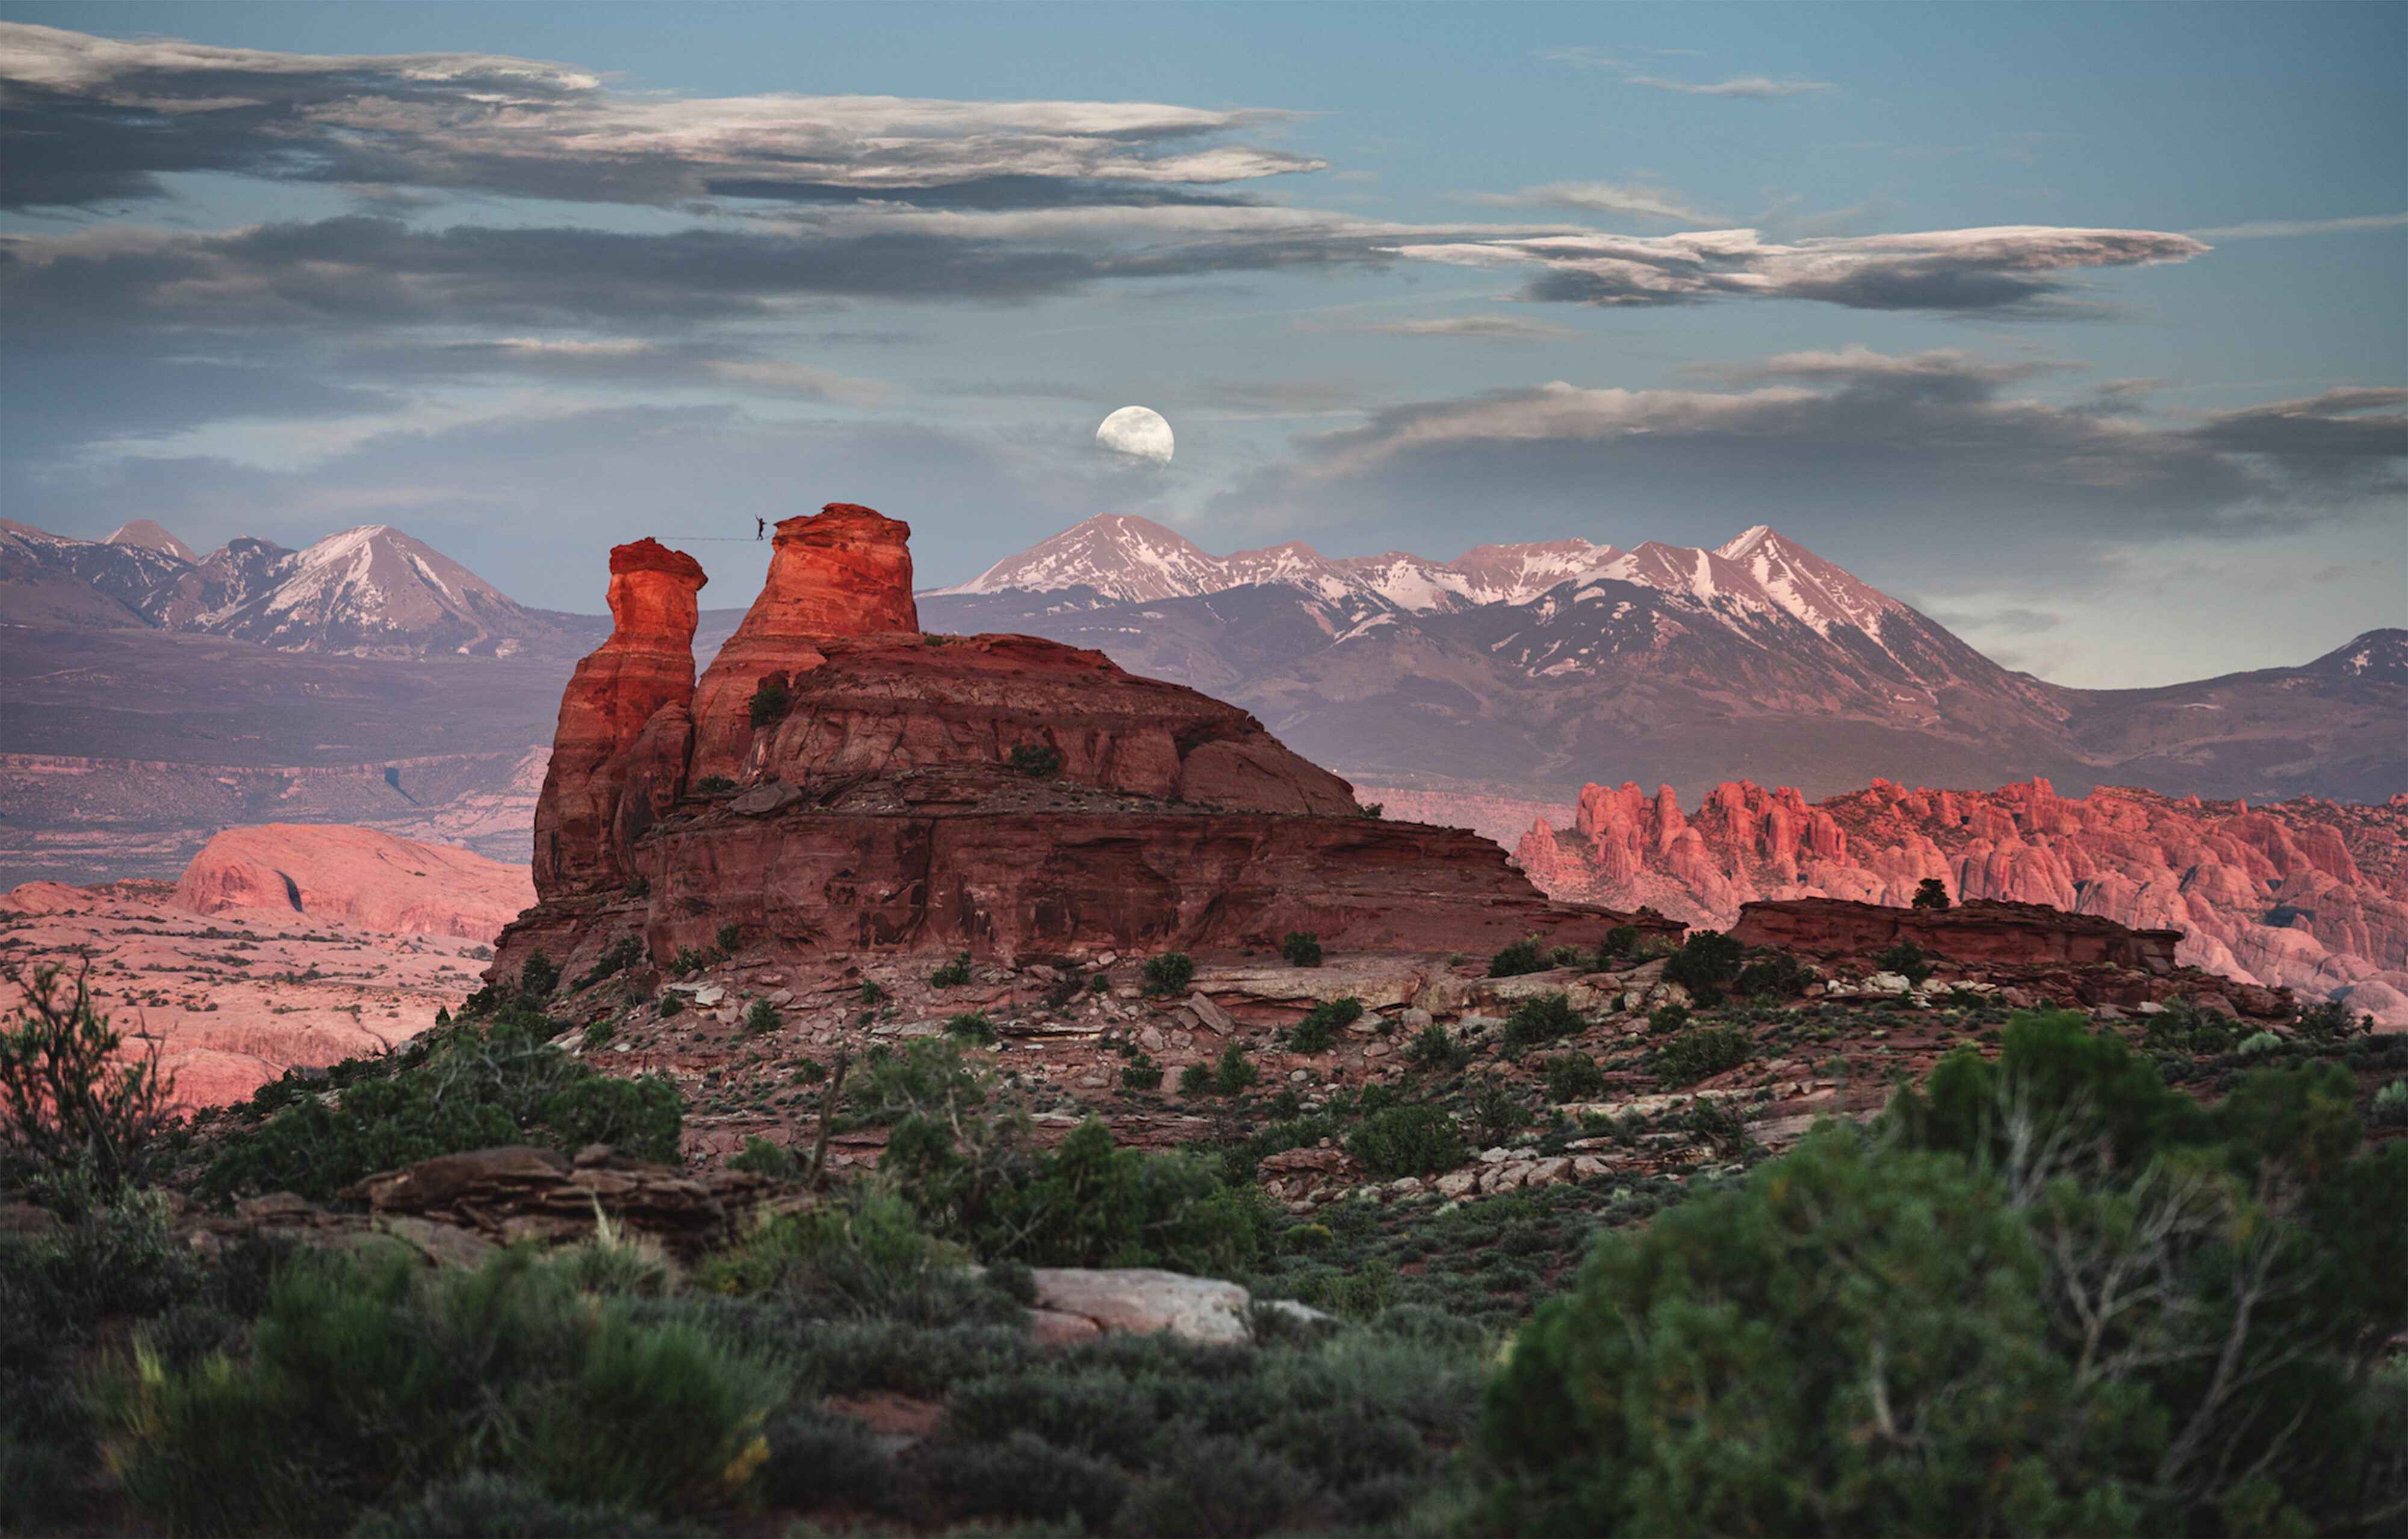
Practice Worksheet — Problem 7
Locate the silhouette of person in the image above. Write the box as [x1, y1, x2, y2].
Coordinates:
[756, 517, 766, 540]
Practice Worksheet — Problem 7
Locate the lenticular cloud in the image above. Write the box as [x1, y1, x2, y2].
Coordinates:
[1390, 225, 2211, 312]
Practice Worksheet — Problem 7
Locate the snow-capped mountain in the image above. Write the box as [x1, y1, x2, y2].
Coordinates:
[939, 515, 1914, 650]
[920, 516, 2406, 804]
[3, 519, 595, 658]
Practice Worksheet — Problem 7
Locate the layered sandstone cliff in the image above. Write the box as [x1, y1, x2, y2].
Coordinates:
[1513, 777, 2408, 1022]
[498, 505, 1641, 982]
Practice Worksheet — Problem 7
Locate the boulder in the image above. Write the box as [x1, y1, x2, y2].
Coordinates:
[1029, 1266, 1252, 1347]
[338, 1144, 803, 1257]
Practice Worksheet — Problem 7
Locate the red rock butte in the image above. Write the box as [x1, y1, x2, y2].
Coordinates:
[498, 503, 1660, 982]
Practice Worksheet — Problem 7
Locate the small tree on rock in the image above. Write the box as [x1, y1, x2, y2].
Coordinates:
[1911, 877, 1952, 911]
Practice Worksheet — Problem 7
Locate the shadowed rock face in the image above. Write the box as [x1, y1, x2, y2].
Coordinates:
[533, 538, 707, 897]
[1729, 896, 2181, 972]
[501, 503, 1649, 978]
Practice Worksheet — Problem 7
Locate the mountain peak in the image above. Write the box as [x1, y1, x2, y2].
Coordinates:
[105, 520, 198, 564]
[935, 513, 1226, 603]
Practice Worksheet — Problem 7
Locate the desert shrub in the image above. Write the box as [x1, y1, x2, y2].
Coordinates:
[2294, 998, 2369, 1042]
[1286, 996, 1363, 1055]
[839, 1039, 986, 1130]
[1211, 1042, 1259, 1096]
[572, 937, 647, 992]
[668, 947, 707, 978]
[0, 960, 181, 1197]
[1542, 1053, 1605, 1103]
[712, 924, 741, 957]
[884, 1117, 1268, 1276]
[657, 992, 686, 1018]
[1468, 1079, 1530, 1145]
[1910, 877, 1952, 910]
[515, 950, 562, 1006]
[756, 1406, 901, 1517]
[2238, 1029, 2284, 1056]
[1405, 1022, 1468, 1072]
[1501, 992, 1584, 1053]
[347, 1472, 701, 1537]
[1120, 1051, 1163, 1092]
[1661, 930, 1744, 1004]
[1177, 1063, 1211, 1098]
[742, 998, 780, 1034]
[930, 952, 973, 987]
[1280, 930, 1324, 968]
[1350, 1104, 1466, 1178]
[2370, 1080, 2408, 1127]
[746, 674, 790, 728]
[1646, 1001, 1690, 1035]
[1651, 1025, 1754, 1087]
[1487, 937, 1546, 978]
[1600, 925, 1640, 962]
[1873, 937, 1932, 986]
[1483, 1016, 2408, 1539]
[200, 1018, 680, 1204]
[925, 1430, 1130, 1529]
[108, 1246, 777, 1534]
[1733, 950, 1808, 1000]
[726, 1136, 801, 1181]
[699, 1188, 1008, 1327]
[2144, 996, 2239, 1056]
[692, 776, 736, 796]
[1544, 945, 1587, 970]
[1008, 742, 1064, 777]
[946, 1012, 998, 1046]
[1140, 951, 1196, 997]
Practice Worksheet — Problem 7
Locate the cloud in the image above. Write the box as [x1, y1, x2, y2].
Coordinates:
[1623, 73, 1836, 99]
[1209, 347, 2405, 567]
[2184, 212, 2408, 240]
[1459, 179, 1718, 223]
[1296, 314, 1579, 342]
[1389, 225, 2211, 313]
[0, 20, 1323, 211]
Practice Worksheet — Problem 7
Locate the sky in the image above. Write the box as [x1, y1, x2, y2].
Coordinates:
[1, 1, 2401, 687]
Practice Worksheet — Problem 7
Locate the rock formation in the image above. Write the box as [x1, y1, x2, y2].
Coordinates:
[533, 538, 707, 894]
[178, 822, 533, 940]
[1513, 777, 2408, 1023]
[1728, 897, 2180, 973]
[498, 503, 1638, 981]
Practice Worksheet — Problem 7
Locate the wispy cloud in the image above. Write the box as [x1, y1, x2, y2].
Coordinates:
[1458, 179, 1718, 224]
[2185, 212, 2408, 240]
[1623, 73, 1836, 100]
[1295, 314, 1580, 342]
[1389, 225, 2209, 314]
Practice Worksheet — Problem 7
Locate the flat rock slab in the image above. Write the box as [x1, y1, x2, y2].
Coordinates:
[1030, 1266, 1252, 1347]
[1199, 961, 1433, 1010]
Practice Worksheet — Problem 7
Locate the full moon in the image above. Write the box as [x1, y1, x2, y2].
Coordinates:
[1096, 405, 1174, 465]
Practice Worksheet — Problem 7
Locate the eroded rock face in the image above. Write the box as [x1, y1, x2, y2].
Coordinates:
[690, 503, 921, 782]
[1730, 897, 2180, 972]
[533, 539, 706, 897]
[500, 505, 1642, 981]
[1515, 777, 2408, 1017]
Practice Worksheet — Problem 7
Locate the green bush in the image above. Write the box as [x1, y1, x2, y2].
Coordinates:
[1487, 936, 1546, 978]
[1910, 877, 1951, 910]
[1661, 930, 1743, 1004]
[1873, 938, 1932, 986]
[840, 1039, 986, 1130]
[1646, 1001, 1690, 1035]
[1008, 742, 1064, 777]
[2238, 1029, 2283, 1056]
[108, 1246, 776, 1534]
[1501, 992, 1584, 1053]
[1350, 1104, 1466, 1178]
[946, 1012, 998, 1047]
[1481, 1010, 2407, 1536]
[930, 952, 973, 987]
[657, 992, 686, 1018]
[1140, 952, 1196, 998]
[1211, 1041, 1258, 1096]
[1732, 950, 1808, 999]
[1280, 930, 1324, 968]
[2371, 1079, 2407, 1127]
[742, 998, 780, 1034]
[1120, 1051, 1163, 1092]
[1405, 1022, 1468, 1072]
[726, 1136, 801, 1181]
[200, 1018, 681, 1204]
[691, 776, 736, 796]
[698, 1188, 1006, 1326]
[1176, 1063, 1211, 1098]
[1542, 1053, 1605, 1103]
[712, 924, 741, 957]
[2293, 999, 2367, 1042]
[572, 937, 647, 993]
[0, 960, 182, 1197]
[347, 1472, 700, 1537]
[746, 674, 790, 729]
[1601, 925, 1640, 962]
[2144, 996, 2238, 1056]
[1286, 996, 1362, 1054]
[1468, 1078, 1530, 1146]
[1651, 1024, 1754, 1088]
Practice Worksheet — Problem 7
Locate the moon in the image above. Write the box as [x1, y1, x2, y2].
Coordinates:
[1096, 405, 1174, 466]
